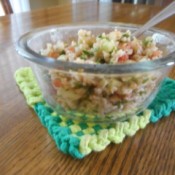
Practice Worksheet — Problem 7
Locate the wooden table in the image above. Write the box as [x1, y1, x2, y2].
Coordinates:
[0, 2, 175, 175]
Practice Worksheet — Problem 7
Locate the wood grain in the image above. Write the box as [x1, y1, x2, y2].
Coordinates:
[0, 2, 175, 175]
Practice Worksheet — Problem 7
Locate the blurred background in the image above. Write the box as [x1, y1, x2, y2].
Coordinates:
[0, 0, 173, 16]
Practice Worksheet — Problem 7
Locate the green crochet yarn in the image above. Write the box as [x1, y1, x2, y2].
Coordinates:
[14, 67, 175, 159]
[14, 67, 44, 106]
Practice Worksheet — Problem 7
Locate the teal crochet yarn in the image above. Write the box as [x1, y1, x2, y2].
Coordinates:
[149, 78, 175, 123]
[34, 103, 84, 159]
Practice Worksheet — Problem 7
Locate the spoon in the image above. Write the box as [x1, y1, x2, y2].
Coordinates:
[133, 1, 175, 37]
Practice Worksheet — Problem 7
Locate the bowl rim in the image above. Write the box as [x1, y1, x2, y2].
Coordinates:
[16, 22, 175, 74]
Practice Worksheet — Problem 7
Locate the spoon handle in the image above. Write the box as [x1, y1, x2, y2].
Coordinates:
[133, 1, 175, 37]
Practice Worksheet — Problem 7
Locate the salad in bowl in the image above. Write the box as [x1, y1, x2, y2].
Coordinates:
[17, 23, 175, 123]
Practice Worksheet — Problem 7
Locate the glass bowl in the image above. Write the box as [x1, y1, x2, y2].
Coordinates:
[16, 23, 175, 123]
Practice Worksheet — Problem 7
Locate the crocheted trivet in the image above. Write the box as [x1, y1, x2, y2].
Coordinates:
[14, 67, 175, 159]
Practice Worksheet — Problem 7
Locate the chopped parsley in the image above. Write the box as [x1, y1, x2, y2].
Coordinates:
[82, 50, 94, 56]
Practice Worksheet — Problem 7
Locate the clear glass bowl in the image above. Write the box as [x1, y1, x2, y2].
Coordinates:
[16, 23, 175, 123]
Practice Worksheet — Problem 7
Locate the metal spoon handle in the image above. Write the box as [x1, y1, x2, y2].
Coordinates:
[133, 1, 175, 37]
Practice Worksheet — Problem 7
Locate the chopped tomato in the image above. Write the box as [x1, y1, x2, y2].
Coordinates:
[48, 51, 59, 58]
[67, 46, 75, 52]
[52, 79, 62, 87]
[118, 54, 129, 63]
